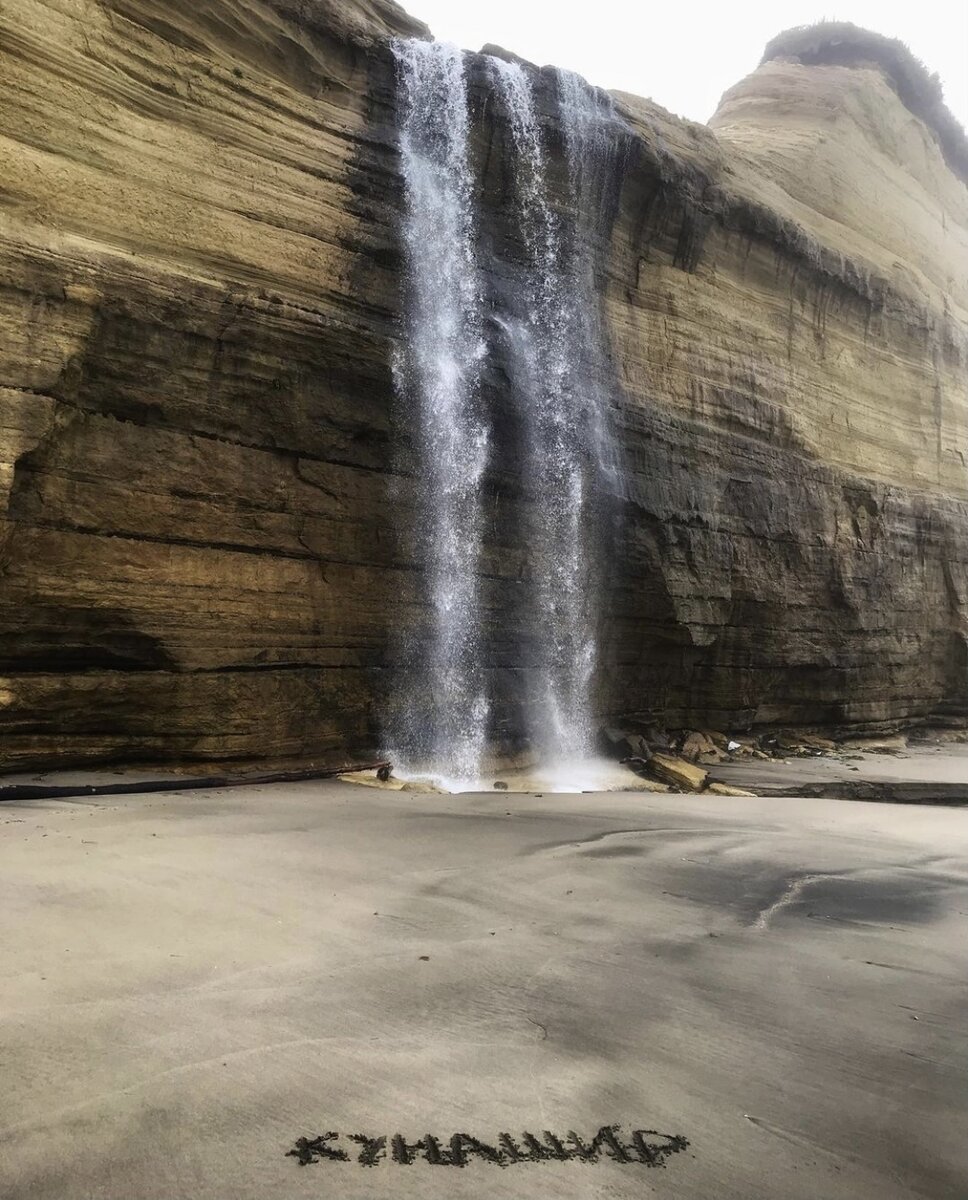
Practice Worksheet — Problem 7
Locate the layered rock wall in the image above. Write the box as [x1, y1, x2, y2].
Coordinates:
[0, 0, 965, 768]
[601, 63, 968, 729]
[0, 0, 422, 766]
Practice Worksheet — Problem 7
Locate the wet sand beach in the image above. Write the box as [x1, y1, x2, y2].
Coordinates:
[2, 781, 966, 1199]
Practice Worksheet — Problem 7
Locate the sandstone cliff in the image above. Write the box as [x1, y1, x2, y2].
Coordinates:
[603, 46, 968, 730]
[0, 2, 965, 769]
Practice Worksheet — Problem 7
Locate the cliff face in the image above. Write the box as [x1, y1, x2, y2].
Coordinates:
[0, 0, 965, 769]
[602, 60, 968, 730]
[0, 0, 422, 766]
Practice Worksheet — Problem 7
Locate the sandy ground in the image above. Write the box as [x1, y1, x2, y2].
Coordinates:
[2, 782, 967, 1200]
[709, 744, 968, 797]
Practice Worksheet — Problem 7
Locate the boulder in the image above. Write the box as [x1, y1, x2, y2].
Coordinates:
[706, 782, 758, 797]
[338, 770, 405, 791]
[626, 776, 673, 794]
[680, 731, 720, 761]
[647, 754, 709, 793]
[602, 727, 651, 760]
[641, 727, 673, 751]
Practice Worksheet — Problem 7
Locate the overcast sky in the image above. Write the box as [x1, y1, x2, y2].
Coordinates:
[405, 0, 968, 131]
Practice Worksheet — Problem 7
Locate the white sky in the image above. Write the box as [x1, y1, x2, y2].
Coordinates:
[405, 0, 968, 131]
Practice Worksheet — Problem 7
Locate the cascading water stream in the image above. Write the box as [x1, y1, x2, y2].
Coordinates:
[488, 58, 596, 764]
[555, 69, 625, 495]
[389, 42, 625, 788]
[391, 40, 490, 784]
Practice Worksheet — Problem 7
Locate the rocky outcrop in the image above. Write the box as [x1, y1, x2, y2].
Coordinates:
[602, 51, 968, 731]
[0, 2, 965, 769]
[0, 0, 424, 767]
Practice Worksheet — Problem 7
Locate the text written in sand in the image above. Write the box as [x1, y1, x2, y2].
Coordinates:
[286, 1124, 690, 1168]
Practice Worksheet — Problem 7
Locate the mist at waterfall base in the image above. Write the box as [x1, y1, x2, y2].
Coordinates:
[387, 40, 628, 794]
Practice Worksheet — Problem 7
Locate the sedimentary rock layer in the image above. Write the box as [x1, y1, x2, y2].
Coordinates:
[0, 0, 965, 768]
[602, 59, 968, 729]
[0, 0, 423, 767]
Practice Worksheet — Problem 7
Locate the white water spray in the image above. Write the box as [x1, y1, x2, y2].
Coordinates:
[391, 40, 490, 783]
[489, 58, 618, 765]
[390, 44, 625, 789]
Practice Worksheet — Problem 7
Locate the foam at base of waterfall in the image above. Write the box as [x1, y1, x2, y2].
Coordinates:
[393, 757, 646, 795]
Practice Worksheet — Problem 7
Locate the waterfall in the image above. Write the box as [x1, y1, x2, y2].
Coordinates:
[389, 42, 624, 786]
[489, 60, 619, 766]
[488, 59, 591, 763]
[391, 39, 490, 784]
[555, 69, 625, 493]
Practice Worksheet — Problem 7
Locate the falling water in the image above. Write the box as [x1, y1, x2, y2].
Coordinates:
[389, 42, 625, 786]
[555, 69, 626, 491]
[489, 59, 619, 765]
[391, 40, 490, 783]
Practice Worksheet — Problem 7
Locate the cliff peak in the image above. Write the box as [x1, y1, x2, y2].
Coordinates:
[762, 21, 968, 183]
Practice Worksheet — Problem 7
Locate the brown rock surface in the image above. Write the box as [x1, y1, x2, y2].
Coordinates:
[605, 61, 968, 732]
[0, 0, 422, 767]
[706, 782, 757, 797]
[647, 753, 709, 793]
[0, 5, 965, 768]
